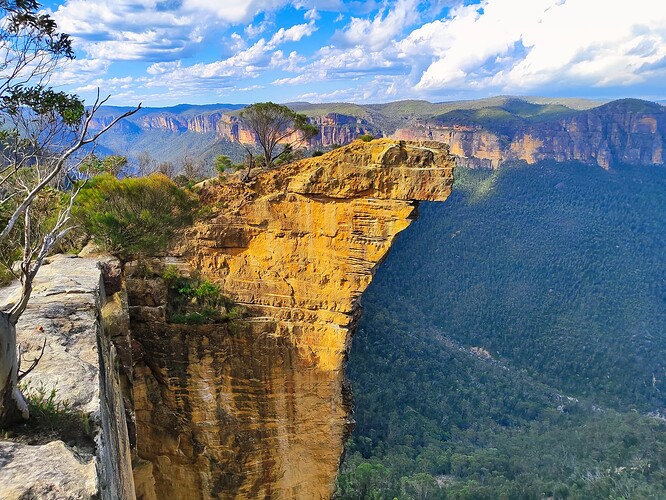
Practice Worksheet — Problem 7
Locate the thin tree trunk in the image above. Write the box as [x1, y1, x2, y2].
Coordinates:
[0, 311, 28, 426]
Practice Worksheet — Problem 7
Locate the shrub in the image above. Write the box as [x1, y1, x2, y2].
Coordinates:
[162, 268, 245, 325]
[74, 174, 195, 261]
[358, 134, 374, 142]
[214, 155, 233, 175]
[162, 264, 180, 283]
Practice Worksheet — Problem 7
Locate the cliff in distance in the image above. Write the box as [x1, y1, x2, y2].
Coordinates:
[127, 139, 455, 498]
[90, 97, 665, 170]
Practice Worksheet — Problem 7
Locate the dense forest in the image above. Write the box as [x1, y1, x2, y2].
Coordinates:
[336, 161, 666, 499]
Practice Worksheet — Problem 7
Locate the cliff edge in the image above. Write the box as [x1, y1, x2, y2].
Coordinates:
[129, 139, 455, 498]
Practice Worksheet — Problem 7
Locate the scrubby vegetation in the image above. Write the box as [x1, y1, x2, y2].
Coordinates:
[337, 161, 666, 498]
[3, 382, 94, 451]
[163, 265, 244, 324]
[73, 174, 195, 261]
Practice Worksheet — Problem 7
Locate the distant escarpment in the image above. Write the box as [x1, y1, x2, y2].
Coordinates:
[91, 97, 665, 170]
[129, 139, 455, 498]
[394, 99, 666, 168]
[89, 109, 380, 152]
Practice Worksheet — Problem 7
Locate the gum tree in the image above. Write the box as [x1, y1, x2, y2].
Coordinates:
[239, 102, 318, 170]
[0, 0, 140, 424]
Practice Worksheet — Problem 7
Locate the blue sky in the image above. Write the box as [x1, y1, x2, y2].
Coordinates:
[41, 0, 666, 106]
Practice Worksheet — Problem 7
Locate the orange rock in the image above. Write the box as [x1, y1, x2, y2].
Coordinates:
[132, 139, 455, 499]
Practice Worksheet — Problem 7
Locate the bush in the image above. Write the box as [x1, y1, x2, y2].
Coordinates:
[73, 174, 195, 261]
[163, 267, 245, 325]
[358, 134, 374, 142]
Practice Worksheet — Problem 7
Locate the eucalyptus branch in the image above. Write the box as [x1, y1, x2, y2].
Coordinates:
[0, 93, 141, 241]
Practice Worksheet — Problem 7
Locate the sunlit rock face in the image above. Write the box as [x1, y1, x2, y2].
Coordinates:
[393, 102, 666, 169]
[131, 139, 455, 499]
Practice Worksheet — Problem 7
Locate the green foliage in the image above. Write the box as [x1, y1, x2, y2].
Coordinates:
[0, 168, 78, 276]
[162, 263, 180, 282]
[312, 150, 324, 157]
[338, 161, 666, 499]
[0, 1, 79, 124]
[82, 154, 129, 177]
[1, 1, 75, 58]
[1, 86, 84, 125]
[431, 99, 579, 142]
[240, 101, 319, 169]
[21, 381, 69, 418]
[3, 381, 93, 449]
[274, 144, 305, 166]
[73, 174, 195, 261]
[214, 155, 233, 175]
[163, 266, 244, 324]
[358, 134, 374, 142]
[100, 155, 128, 177]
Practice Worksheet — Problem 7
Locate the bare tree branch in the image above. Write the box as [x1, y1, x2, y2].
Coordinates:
[16, 337, 46, 383]
[0, 93, 141, 242]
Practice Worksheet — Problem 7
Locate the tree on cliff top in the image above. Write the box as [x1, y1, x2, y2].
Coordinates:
[239, 102, 318, 171]
[0, 0, 140, 425]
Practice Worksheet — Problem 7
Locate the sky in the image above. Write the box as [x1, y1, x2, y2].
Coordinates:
[40, 0, 666, 107]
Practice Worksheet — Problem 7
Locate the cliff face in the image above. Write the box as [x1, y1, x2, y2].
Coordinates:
[126, 111, 379, 147]
[90, 98, 665, 169]
[306, 113, 382, 146]
[394, 100, 666, 168]
[393, 127, 504, 167]
[129, 139, 455, 498]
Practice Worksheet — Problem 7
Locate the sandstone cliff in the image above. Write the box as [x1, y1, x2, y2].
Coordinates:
[91, 98, 665, 170]
[0, 255, 134, 499]
[393, 99, 666, 168]
[128, 139, 455, 498]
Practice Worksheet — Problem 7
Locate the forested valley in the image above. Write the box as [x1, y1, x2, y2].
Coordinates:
[337, 161, 666, 499]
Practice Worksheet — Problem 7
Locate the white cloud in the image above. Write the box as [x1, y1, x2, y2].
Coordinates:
[304, 8, 320, 21]
[112, 18, 316, 100]
[44, 0, 666, 104]
[49, 0, 296, 63]
[270, 22, 318, 45]
[245, 16, 275, 39]
[337, 0, 421, 51]
[410, 0, 666, 92]
[180, 0, 290, 23]
[146, 60, 182, 75]
[51, 58, 111, 86]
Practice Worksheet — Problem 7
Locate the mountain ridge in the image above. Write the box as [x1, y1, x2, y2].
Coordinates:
[89, 96, 665, 170]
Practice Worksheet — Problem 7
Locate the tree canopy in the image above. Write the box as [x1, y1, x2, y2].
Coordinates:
[73, 174, 194, 261]
[239, 102, 318, 169]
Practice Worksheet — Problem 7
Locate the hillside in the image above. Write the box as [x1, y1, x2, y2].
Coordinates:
[337, 160, 666, 498]
[89, 96, 666, 172]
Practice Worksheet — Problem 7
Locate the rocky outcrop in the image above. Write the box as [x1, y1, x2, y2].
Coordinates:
[0, 255, 135, 500]
[129, 139, 455, 498]
[0, 441, 97, 499]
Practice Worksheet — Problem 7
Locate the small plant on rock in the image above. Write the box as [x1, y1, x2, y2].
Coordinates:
[162, 266, 245, 324]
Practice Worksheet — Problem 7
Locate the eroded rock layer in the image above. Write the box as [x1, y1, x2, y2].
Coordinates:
[132, 139, 455, 498]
